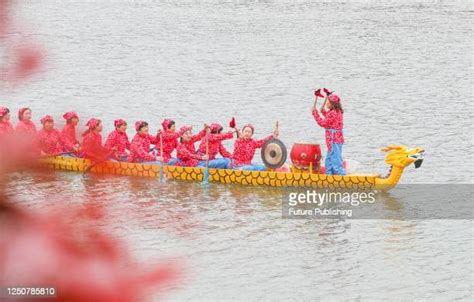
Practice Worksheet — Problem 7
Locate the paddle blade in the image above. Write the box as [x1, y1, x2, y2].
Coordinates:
[202, 168, 209, 184]
[159, 165, 165, 183]
[229, 117, 236, 129]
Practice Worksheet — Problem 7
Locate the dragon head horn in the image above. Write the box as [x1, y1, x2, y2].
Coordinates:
[381, 145, 406, 152]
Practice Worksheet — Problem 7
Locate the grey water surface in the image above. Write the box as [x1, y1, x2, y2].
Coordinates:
[2, 0, 473, 301]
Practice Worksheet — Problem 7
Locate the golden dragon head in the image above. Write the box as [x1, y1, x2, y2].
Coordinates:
[381, 145, 425, 169]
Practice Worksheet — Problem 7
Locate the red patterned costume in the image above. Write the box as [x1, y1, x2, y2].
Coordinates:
[15, 120, 36, 136]
[312, 107, 344, 152]
[175, 127, 207, 167]
[0, 107, 13, 137]
[157, 119, 186, 163]
[82, 118, 108, 160]
[312, 92, 346, 176]
[15, 108, 37, 136]
[197, 124, 233, 160]
[35, 115, 71, 155]
[61, 111, 80, 147]
[0, 121, 14, 136]
[104, 119, 130, 160]
[233, 124, 273, 167]
[129, 121, 159, 163]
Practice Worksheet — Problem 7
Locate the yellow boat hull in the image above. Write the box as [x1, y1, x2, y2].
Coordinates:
[41, 156, 379, 190]
[38, 145, 424, 191]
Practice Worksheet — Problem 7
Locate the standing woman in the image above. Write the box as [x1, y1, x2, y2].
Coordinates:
[158, 119, 186, 165]
[232, 124, 278, 171]
[197, 123, 235, 168]
[61, 111, 80, 149]
[129, 121, 163, 163]
[82, 118, 108, 160]
[0, 107, 14, 137]
[312, 89, 346, 175]
[35, 115, 71, 155]
[104, 119, 131, 161]
[15, 107, 37, 136]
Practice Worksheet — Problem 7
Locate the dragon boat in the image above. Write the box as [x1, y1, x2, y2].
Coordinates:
[40, 145, 424, 191]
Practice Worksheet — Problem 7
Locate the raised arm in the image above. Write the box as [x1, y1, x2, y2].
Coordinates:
[160, 128, 185, 142]
[312, 109, 331, 128]
[190, 128, 207, 144]
[320, 96, 328, 116]
[254, 135, 273, 148]
[149, 133, 160, 145]
[208, 131, 234, 143]
[219, 143, 232, 158]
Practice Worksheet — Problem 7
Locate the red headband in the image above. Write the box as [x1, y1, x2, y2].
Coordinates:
[86, 118, 100, 130]
[209, 123, 223, 133]
[180, 125, 192, 134]
[40, 115, 54, 125]
[242, 123, 254, 134]
[18, 107, 30, 121]
[135, 120, 147, 132]
[114, 119, 126, 128]
[328, 94, 341, 103]
[162, 119, 173, 130]
[63, 111, 78, 121]
[0, 107, 10, 118]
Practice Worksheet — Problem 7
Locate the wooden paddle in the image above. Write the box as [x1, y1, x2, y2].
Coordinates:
[313, 94, 318, 110]
[159, 131, 165, 183]
[40, 151, 74, 159]
[202, 134, 210, 185]
[83, 150, 113, 176]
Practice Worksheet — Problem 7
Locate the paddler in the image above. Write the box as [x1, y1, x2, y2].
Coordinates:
[82, 118, 108, 160]
[0, 107, 14, 137]
[15, 107, 37, 136]
[232, 123, 278, 171]
[35, 115, 72, 155]
[104, 119, 131, 161]
[61, 111, 80, 149]
[312, 88, 346, 175]
[15, 107, 38, 157]
[175, 125, 214, 167]
[158, 119, 186, 165]
[129, 121, 163, 163]
[196, 123, 234, 169]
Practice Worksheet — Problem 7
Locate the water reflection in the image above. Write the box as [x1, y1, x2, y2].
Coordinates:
[2, 169, 472, 300]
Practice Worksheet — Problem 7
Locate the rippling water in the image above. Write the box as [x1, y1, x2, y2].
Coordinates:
[2, 0, 473, 300]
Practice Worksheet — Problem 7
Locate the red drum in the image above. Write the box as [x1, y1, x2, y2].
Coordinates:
[290, 143, 321, 172]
